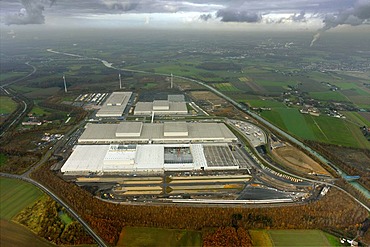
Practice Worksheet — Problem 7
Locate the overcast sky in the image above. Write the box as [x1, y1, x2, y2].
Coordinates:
[0, 0, 369, 32]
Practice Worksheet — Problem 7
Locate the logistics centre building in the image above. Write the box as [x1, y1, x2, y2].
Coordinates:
[134, 95, 187, 115]
[61, 122, 242, 175]
[96, 92, 132, 117]
[78, 122, 237, 144]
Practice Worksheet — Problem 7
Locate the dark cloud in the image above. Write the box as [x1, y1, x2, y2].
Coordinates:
[216, 8, 262, 22]
[321, 0, 370, 31]
[311, 0, 370, 46]
[199, 13, 213, 21]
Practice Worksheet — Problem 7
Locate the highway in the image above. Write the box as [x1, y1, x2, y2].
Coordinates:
[0, 172, 108, 247]
[0, 62, 35, 137]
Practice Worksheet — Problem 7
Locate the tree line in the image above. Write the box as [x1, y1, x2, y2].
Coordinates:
[31, 161, 368, 246]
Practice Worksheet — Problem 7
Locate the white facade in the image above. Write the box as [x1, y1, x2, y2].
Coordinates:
[61, 144, 217, 175]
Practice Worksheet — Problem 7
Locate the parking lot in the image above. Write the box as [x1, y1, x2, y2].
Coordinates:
[229, 120, 267, 147]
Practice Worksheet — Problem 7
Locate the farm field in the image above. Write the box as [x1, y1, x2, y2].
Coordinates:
[249, 230, 340, 247]
[344, 111, 370, 126]
[214, 82, 241, 92]
[0, 96, 18, 114]
[246, 99, 286, 108]
[309, 91, 349, 102]
[260, 108, 369, 148]
[0, 219, 54, 247]
[116, 226, 202, 247]
[0, 177, 43, 220]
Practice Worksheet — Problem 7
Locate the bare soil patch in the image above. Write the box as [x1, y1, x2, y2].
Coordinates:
[272, 144, 330, 175]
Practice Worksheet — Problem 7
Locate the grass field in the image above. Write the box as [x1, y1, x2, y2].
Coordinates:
[0, 96, 18, 114]
[309, 91, 349, 102]
[249, 230, 340, 247]
[261, 108, 369, 148]
[261, 108, 317, 140]
[268, 230, 332, 246]
[247, 99, 287, 108]
[0, 178, 43, 220]
[343, 111, 370, 126]
[30, 105, 50, 115]
[116, 227, 202, 247]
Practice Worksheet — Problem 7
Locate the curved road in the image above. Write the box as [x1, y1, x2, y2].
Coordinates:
[0, 173, 108, 247]
[0, 62, 36, 137]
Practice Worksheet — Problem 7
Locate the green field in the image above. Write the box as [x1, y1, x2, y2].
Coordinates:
[0, 96, 18, 114]
[268, 230, 332, 246]
[260, 108, 369, 148]
[117, 227, 202, 247]
[261, 108, 317, 140]
[214, 82, 241, 92]
[344, 111, 370, 126]
[247, 99, 287, 108]
[309, 91, 349, 102]
[0, 177, 43, 220]
[250, 230, 340, 247]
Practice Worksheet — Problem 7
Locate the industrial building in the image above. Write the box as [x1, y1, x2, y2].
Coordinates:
[78, 122, 237, 144]
[61, 143, 240, 175]
[96, 92, 132, 117]
[134, 95, 187, 115]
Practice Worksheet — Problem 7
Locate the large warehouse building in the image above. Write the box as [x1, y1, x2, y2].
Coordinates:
[61, 121, 244, 175]
[78, 122, 237, 144]
[96, 92, 132, 117]
[61, 143, 240, 175]
[134, 95, 187, 115]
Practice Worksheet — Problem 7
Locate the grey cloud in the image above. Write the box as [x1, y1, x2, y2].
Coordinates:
[3, 0, 57, 25]
[277, 10, 306, 23]
[4, 0, 45, 25]
[199, 13, 213, 21]
[311, 0, 370, 46]
[101, 0, 139, 11]
[216, 8, 262, 22]
[321, 0, 370, 31]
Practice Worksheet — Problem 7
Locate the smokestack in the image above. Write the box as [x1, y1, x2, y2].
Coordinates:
[63, 75, 67, 93]
[170, 73, 173, 89]
[310, 32, 321, 47]
[119, 73, 122, 89]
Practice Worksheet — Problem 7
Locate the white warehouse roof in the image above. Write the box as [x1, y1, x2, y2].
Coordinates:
[79, 122, 237, 144]
[134, 102, 187, 115]
[61, 143, 234, 175]
[96, 92, 132, 117]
